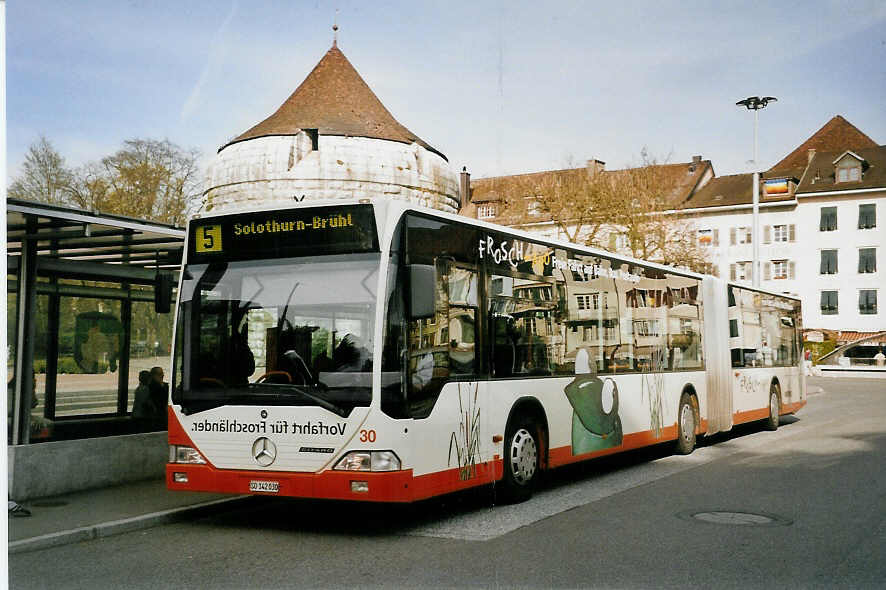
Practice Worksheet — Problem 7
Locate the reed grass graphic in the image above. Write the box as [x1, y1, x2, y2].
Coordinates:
[642, 345, 666, 438]
[448, 382, 481, 481]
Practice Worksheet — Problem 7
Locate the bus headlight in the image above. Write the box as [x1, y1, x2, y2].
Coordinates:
[169, 445, 207, 464]
[334, 451, 401, 472]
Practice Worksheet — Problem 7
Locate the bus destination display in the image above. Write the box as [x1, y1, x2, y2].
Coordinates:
[187, 205, 378, 262]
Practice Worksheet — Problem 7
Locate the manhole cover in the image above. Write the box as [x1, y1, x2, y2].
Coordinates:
[677, 510, 792, 527]
[30, 500, 69, 508]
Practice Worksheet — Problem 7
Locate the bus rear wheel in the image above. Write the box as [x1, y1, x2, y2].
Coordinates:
[498, 416, 540, 504]
[675, 393, 696, 455]
[766, 384, 781, 431]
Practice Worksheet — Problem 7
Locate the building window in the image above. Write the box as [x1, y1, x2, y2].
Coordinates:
[730, 226, 752, 245]
[820, 207, 837, 232]
[858, 248, 877, 273]
[837, 166, 861, 183]
[730, 261, 752, 281]
[771, 224, 793, 242]
[859, 290, 878, 315]
[701, 263, 718, 277]
[477, 204, 497, 219]
[820, 250, 838, 275]
[858, 204, 876, 229]
[820, 291, 838, 316]
[698, 229, 718, 247]
[527, 201, 542, 217]
[771, 260, 788, 280]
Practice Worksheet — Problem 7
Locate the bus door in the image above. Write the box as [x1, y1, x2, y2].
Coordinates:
[405, 260, 491, 488]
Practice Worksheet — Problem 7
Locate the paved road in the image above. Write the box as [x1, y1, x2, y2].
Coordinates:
[10, 377, 886, 589]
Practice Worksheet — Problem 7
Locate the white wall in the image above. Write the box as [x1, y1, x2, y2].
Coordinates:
[694, 191, 885, 333]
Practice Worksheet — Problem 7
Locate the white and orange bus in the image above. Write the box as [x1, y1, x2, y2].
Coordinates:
[166, 200, 805, 503]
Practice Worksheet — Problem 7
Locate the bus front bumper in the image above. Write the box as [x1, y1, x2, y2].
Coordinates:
[166, 463, 415, 502]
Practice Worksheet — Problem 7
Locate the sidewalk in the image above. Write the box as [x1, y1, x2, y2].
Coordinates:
[8, 478, 248, 554]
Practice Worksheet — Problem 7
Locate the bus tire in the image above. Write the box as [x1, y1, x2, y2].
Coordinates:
[675, 393, 696, 455]
[766, 383, 781, 431]
[498, 415, 540, 504]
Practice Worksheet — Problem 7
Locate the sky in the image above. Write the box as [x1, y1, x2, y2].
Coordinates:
[6, 0, 886, 184]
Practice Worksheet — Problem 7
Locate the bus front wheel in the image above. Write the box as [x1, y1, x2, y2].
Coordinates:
[498, 416, 540, 504]
[675, 393, 696, 455]
[765, 384, 781, 431]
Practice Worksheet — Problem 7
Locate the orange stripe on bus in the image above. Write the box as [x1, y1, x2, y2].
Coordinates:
[548, 425, 679, 468]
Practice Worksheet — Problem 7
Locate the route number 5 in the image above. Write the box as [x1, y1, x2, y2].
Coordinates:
[196, 225, 222, 253]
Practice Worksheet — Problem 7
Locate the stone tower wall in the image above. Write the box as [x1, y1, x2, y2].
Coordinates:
[203, 132, 459, 215]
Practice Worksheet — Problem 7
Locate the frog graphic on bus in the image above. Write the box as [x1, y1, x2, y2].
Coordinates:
[566, 349, 623, 455]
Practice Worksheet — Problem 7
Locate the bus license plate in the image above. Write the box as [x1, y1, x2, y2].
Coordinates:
[249, 480, 280, 493]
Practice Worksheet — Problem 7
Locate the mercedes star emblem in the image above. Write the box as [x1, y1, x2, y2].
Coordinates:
[252, 437, 277, 467]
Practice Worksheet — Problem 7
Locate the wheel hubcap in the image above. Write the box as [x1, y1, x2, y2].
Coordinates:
[681, 404, 694, 442]
[509, 428, 537, 485]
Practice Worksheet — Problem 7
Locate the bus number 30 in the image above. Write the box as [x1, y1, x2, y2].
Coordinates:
[359, 429, 377, 443]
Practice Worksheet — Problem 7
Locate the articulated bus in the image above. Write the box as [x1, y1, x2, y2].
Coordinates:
[166, 200, 805, 503]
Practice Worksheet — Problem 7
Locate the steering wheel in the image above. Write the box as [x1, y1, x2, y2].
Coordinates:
[199, 377, 224, 387]
[255, 371, 292, 384]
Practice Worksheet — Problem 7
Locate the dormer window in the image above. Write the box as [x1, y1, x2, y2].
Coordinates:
[833, 151, 866, 183]
[477, 203, 497, 219]
[837, 166, 860, 182]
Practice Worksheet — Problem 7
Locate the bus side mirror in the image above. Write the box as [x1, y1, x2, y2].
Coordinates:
[408, 264, 436, 320]
[155, 272, 174, 314]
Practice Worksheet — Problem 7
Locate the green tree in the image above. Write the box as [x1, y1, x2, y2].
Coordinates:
[8, 136, 75, 204]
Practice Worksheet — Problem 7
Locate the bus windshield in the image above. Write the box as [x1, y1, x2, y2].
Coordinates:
[173, 253, 379, 416]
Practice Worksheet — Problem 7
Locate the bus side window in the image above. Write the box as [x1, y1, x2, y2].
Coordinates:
[448, 267, 478, 376]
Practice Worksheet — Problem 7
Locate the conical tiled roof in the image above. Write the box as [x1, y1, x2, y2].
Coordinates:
[767, 115, 877, 178]
[221, 44, 445, 160]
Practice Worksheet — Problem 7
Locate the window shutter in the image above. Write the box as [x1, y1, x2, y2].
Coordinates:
[764, 262, 771, 281]
[730, 264, 736, 281]
[746, 228, 753, 244]
[789, 224, 796, 242]
[730, 228, 736, 245]
[763, 225, 771, 244]
[713, 229, 719, 246]
[789, 261, 796, 280]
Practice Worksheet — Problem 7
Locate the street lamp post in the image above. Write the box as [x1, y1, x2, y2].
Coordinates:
[736, 96, 777, 287]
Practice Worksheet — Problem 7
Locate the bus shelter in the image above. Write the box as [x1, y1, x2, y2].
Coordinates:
[7, 198, 184, 499]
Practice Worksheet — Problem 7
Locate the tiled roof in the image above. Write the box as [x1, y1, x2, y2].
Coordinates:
[767, 115, 877, 179]
[470, 159, 712, 215]
[680, 172, 795, 210]
[797, 145, 886, 194]
[221, 44, 444, 159]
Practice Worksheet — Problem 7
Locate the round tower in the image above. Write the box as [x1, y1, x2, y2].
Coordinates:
[203, 43, 458, 214]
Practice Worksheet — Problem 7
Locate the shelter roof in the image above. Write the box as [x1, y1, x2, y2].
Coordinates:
[6, 198, 184, 272]
[222, 44, 445, 160]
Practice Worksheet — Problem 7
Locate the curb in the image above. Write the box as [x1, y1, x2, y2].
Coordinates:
[9, 496, 252, 555]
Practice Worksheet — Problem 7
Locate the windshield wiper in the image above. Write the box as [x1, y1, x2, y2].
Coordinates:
[250, 383, 349, 417]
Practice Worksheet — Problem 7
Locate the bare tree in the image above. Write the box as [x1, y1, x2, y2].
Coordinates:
[479, 150, 710, 273]
[493, 159, 623, 245]
[8, 136, 75, 205]
[72, 139, 201, 225]
[604, 150, 709, 271]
